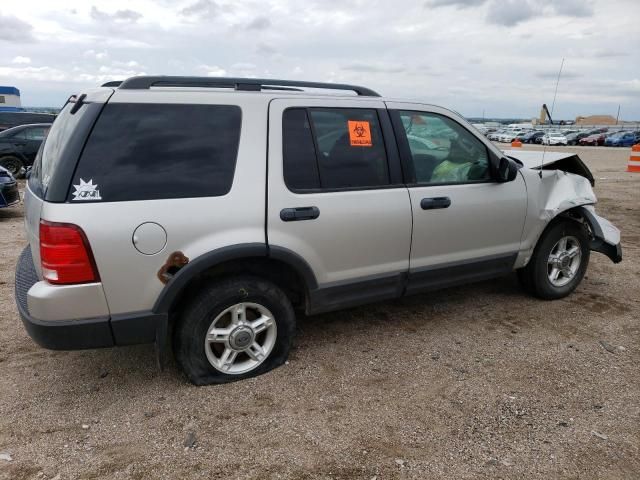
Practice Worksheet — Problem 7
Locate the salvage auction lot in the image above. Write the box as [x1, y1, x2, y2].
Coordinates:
[1, 145, 638, 479]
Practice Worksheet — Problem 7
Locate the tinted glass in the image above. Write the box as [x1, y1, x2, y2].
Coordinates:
[398, 111, 490, 184]
[70, 103, 241, 202]
[31, 102, 90, 192]
[282, 107, 390, 191]
[12, 130, 27, 140]
[282, 109, 320, 190]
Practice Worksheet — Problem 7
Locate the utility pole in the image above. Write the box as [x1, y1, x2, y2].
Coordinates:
[616, 105, 620, 124]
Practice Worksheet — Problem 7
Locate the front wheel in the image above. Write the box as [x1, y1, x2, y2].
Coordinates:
[518, 220, 590, 300]
[174, 276, 296, 385]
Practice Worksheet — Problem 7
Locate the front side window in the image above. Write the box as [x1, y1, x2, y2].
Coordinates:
[398, 111, 491, 185]
[283, 108, 390, 190]
[70, 103, 241, 202]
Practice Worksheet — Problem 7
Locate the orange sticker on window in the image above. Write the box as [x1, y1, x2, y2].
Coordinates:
[348, 120, 372, 147]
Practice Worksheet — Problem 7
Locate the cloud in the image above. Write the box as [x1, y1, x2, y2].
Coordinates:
[0, 0, 637, 119]
[426, 0, 486, 7]
[83, 49, 108, 60]
[591, 48, 628, 58]
[342, 62, 406, 74]
[255, 42, 278, 55]
[486, 0, 595, 26]
[198, 64, 227, 76]
[230, 62, 257, 71]
[246, 16, 271, 30]
[551, 0, 594, 17]
[180, 0, 219, 18]
[535, 70, 582, 80]
[0, 13, 36, 42]
[486, 0, 536, 26]
[12, 56, 31, 64]
[90, 6, 142, 23]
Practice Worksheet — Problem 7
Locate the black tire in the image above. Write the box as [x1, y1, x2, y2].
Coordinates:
[174, 276, 295, 385]
[0, 156, 23, 176]
[518, 219, 590, 300]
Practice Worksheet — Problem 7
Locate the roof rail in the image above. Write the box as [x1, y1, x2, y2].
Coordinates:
[101, 81, 123, 88]
[116, 76, 380, 97]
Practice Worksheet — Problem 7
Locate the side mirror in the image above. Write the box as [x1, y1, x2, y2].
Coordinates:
[496, 157, 518, 183]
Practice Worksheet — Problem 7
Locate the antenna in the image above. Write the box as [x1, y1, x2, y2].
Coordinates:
[540, 57, 564, 177]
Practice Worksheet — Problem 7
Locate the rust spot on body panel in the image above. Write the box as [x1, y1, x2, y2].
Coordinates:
[157, 251, 189, 284]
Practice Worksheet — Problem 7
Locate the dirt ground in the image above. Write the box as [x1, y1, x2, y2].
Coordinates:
[0, 144, 638, 480]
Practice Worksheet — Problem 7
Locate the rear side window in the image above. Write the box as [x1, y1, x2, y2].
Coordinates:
[69, 103, 241, 202]
[283, 108, 390, 191]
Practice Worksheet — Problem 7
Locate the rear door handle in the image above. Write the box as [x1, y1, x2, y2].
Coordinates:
[280, 206, 320, 222]
[421, 197, 451, 210]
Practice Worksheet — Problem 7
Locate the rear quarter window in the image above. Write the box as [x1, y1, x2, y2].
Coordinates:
[69, 103, 242, 202]
[29, 101, 95, 198]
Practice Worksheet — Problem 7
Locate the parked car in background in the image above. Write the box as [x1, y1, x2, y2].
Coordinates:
[0, 124, 50, 176]
[579, 133, 607, 146]
[514, 132, 528, 142]
[565, 131, 591, 145]
[542, 132, 568, 146]
[497, 129, 527, 143]
[605, 131, 640, 147]
[487, 130, 505, 141]
[0, 165, 19, 208]
[522, 131, 545, 144]
[0, 112, 55, 132]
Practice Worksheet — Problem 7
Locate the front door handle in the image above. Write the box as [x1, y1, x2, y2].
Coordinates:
[421, 197, 451, 210]
[280, 206, 320, 222]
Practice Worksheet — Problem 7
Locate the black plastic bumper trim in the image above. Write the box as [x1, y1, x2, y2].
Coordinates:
[18, 306, 114, 350]
[15, 245, 160, 350]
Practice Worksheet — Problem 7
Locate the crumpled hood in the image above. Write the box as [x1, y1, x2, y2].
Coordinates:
[503, 149, 595, 186]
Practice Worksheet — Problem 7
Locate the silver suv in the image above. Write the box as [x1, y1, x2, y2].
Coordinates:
[15, 77, 622, 385]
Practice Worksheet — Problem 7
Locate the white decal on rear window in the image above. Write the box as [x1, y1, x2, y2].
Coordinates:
[72, 179, 102, 201]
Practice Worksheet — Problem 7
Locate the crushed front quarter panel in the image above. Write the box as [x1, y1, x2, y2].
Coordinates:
[511, 151, 621, 268]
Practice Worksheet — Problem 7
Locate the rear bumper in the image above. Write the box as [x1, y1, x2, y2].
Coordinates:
[15, 247, 163, 350]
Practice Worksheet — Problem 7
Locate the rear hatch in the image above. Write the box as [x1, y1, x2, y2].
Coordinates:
[24, 88, 114, 277]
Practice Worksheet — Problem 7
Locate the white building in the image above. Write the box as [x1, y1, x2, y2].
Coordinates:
[0, 86, 22, 112]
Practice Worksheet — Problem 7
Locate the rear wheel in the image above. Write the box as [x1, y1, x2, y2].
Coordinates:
[174, 276, 295, 385]
[518, 220, 590, 299]
[0, 156, 23, 176]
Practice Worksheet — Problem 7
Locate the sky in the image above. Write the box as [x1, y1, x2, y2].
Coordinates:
[0, 0, 638, 120]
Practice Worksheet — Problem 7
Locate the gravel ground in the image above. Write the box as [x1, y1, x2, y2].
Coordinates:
[1, 144, 638, 479]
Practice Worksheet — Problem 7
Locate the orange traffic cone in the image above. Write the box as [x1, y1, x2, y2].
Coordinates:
[511, 139, 522, 147]
[628, 144, 640, 173]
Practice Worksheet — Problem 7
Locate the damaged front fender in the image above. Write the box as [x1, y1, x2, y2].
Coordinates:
[511, 150, 622, 266]
[575, 206, 623, 263]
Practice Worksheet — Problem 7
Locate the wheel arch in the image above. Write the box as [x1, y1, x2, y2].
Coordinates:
[526, 204, 620, 266]
[152, 243, 318, 318]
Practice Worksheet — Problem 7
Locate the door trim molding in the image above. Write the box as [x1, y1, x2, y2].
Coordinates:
[406, 252, 518, 295]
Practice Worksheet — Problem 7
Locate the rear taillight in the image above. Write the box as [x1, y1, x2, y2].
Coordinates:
[39, 220, 99, 285]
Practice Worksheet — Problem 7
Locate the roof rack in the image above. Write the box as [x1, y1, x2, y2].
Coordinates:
[115, 76, 380, 97]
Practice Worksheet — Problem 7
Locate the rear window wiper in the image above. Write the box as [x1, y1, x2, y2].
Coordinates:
[70, 94, 87, 115]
